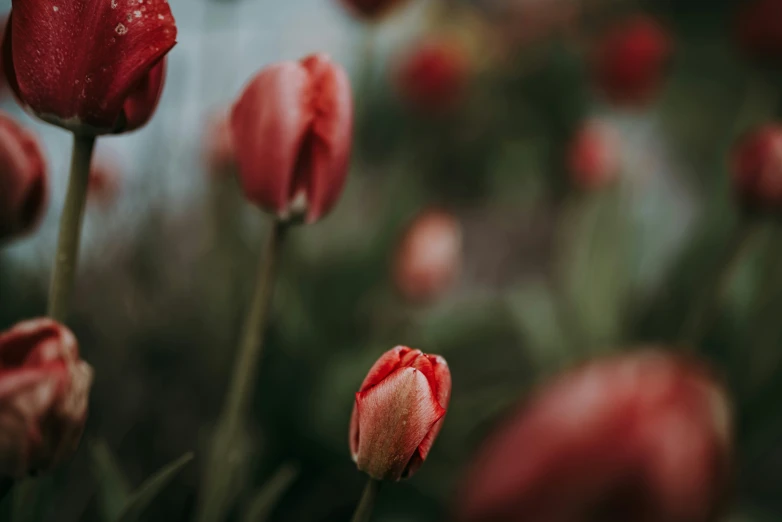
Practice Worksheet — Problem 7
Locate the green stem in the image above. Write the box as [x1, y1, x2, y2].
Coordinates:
[350, 478, 380, 522]
[197, 220, 287, 522]
[47, 133, 96, 322]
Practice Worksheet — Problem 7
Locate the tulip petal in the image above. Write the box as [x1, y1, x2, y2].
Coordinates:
[415, 355, 451, 461]
[8, 0, 177, 132]
[122, 58, 167, 132]
[358, 346, 413, 392]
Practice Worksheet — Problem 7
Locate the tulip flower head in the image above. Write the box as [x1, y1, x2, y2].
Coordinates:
[593, 15, 671, 106]
[338, 0, 411, 21]
[4, 0, 177, 135]
[231, 54, 353, 224]
[350, 346, 451, 481]
[457, 350, 731, 522]
[731, 125, 782, 214]
[736, 0, 782, 62]
[0, 111, 47, 244]
[0, 319, 93, 477]
[568, 119, 622, 190]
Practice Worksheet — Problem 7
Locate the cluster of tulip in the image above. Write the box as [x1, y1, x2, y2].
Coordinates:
[1, 0, 782, 520]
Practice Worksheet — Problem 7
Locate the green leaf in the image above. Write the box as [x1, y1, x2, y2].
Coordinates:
[89, 439, 132, 522]
[115, 452, 194, 522]
[241, 463, 299, 522]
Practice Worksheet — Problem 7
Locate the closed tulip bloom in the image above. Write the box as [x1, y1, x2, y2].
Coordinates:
[731, 125, 782, 213]
[457, 350, 731, 522]
[568, 119, 621, 190]
[593, 16, 671, 106]
[393, 210, 462, 303]
[0, 319, 93, 477]
[4, 0, 177, 135]
[338, 0, 411, 21]
[350, 346, 451, 481]
[736, 0, 782, 62]
[0, 111, 47, 244]
[396, 37, 470, 113]
[231, 54, 353, 224]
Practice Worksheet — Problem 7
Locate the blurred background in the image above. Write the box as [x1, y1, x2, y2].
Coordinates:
[2, 0, 782, 520]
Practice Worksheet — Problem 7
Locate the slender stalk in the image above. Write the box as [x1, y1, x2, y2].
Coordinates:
[350, 478, 380, 522]
[48, 134, 96, 321]
[197, 220, 287, 522]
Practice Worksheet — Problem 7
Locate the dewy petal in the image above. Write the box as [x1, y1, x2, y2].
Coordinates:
[355, 367, 445, 481]
[231, 62, 311, 218]
[299, 54, 353, 223]
[9, 0, 177, 133]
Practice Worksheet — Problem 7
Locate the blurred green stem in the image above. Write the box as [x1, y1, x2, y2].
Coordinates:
[197, 220, 288, 522]
[350, 478, 380, 522]
[48, 133, 96, 321]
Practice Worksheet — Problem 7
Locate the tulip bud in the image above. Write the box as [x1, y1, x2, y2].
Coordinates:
[393, 210, 462, 304]
[731, 125, 782, 214]
[338, 0, 411, 21]
[203, 109, 236, 177]
[457, 350, 731, 522]
[350, 346, 451, 481]
[0, 319, 93, 477]
[567, 119, 621, 190]
[593, 16, 671, 106]
[4, 0, 177, 135]
[231, 54, 353, 224]
[395, 37, 470, 114]
[0, 111, 47, 244]
[736, 0, 782, 63]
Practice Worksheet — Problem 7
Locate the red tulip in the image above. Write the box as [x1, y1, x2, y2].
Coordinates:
[0, 111, 47, 244]
[338, 0, 411, 21]
[593, 16, 671, 106]
[567, 119, 621, 190]
[231, 54, 353, 224]
[396, 37, 470, 113]
[731, 125, 782, 213]
[203, 109, 236, 176]
[736, 0, 782, 62]
[393, 210, 462, 303]
[3, 0, 177, 135]
[457, 350, 731, 522]
[88, 150, 122, 209]
[0, 318, 93, 477]
[350, 346, 451, 481]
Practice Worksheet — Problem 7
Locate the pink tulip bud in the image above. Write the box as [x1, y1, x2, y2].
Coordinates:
[338, 0, 411, 21]
[350, 346, 451, 481]
[393, 210, 462, 304]
[0, 319, 93, 477]
[203, 109, 236, 177]
[593, 16, 671, 107]
[230, 54, 353, 224]
[0, 111, 47, 244]
[457, 350, 731, 522]
[736, 0, 782, 62]
[731, 125, 782, 213]
[567, 119, 621, 190]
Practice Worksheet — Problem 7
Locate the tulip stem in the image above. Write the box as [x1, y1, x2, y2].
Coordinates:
[47, 133, 96, 322]
[350, 478, 380, 522]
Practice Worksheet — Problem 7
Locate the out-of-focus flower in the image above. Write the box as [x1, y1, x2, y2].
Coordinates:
[88, 150, 122, 209]
[568, 119, 621, 190]
[231, 54, 353, 224]
[203, 109, 236, 176]
[4, 0, 177, 135]
[0, 111, 47, 244]
[350, 346, 451, 481]
[337, 0, 410, 21]
[393, 210, 462, 303]
[456, 350, 731, 522]
[395, 37, 470, 113]
[0, 319, 93, 478]
[736, 0, 782, 62]
[593, 16, 671, 107]
[731, 125, 782, 213]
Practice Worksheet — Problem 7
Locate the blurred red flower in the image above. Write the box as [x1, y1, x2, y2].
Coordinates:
[456, 351, 731, 522]
[736, 0, 782, 62]
[0, 111, 47, 244]
[393, 210, 462, 304]
[88, 150, 123, 209]
[338, 0, 410, 21]
[593, 16, 671, 107]
[568, 119, 621, 190]
[350, 346, 451, 481]
[731, 125, 782, 213]
[231, 54, 353, 224]
[3, 0, 177, 135]
[0, 318, 93, 477]
[395, 37, 470, 113]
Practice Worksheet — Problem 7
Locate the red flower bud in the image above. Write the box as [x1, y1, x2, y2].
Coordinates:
[736, 0, 782, 62]
[4, 0, 177, 135]
[731, 125, 782, 213]
[0, 111, 47, 244]
[393, 210, 462, 304]
[0, 319, 93, 477]
[338, 0, 411, 21]
[88, 149, 122, 209]
[567, 119, 621, 190]
[457, 351, 731, 522]
[593, 16, 671, 107]
[350, 346, 451, 481]
[395, 37, 470, 113]
[203, 109, 236, 176]
[230, 54, 353, 224]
